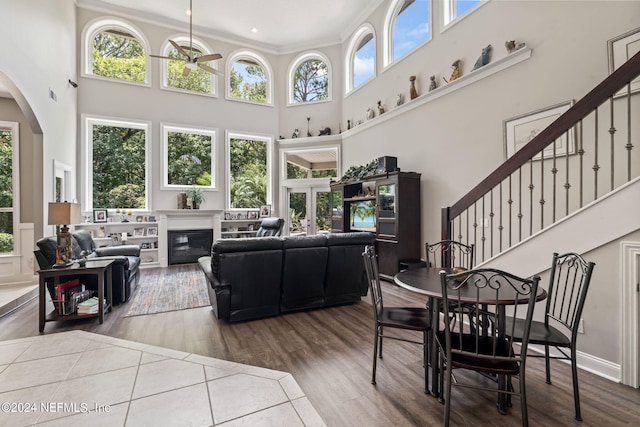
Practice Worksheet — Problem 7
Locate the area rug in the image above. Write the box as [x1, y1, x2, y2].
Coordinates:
[124, 264, 210, 317]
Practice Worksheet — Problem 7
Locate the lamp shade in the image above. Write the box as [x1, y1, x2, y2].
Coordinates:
[48, 202, 81, 226]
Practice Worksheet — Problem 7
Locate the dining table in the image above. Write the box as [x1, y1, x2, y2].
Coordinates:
[393, 267, 547, 409]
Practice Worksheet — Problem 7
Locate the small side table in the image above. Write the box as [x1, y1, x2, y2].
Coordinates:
[38, 259, 114, 333]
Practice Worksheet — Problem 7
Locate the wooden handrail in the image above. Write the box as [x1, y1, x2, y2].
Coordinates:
[449, 50, 640, 220]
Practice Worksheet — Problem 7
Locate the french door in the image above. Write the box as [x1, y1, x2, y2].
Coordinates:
[286, 187, 331, 236]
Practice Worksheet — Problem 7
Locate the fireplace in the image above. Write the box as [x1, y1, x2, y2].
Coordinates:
[168, 229, 213, 265]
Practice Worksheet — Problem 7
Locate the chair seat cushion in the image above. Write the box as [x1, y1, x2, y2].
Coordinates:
[379, 307, 430, 331]
[505, 318, 571, 347]
[436, 331, 520, 374]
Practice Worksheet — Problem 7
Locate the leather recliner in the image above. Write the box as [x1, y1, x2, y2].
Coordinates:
[35, 230, 141, 304]
[255, 217, 284, 237]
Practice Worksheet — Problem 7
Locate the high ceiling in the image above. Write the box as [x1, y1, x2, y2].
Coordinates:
[79, 0, 385, 53]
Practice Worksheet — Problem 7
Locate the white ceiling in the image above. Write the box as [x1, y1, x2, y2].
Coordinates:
[79, 0, 385, 53]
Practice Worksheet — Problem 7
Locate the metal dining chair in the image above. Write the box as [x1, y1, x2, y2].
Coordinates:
[362, 245, 431, 393]
[425, 240, 474, 270]
[436, 268, 540, 427]
[505, 252, 595, 421]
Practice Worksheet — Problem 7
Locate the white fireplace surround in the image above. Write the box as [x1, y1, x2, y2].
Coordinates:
[156, 209, 223, 267]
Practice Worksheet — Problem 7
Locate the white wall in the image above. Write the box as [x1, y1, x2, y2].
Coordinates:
[0, 0, 77, 281]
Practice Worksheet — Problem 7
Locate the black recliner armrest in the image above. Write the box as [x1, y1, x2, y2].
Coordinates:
[95, 244, 141, 257]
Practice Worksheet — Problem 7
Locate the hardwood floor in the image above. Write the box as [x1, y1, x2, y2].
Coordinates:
[2, 265, 639, 426]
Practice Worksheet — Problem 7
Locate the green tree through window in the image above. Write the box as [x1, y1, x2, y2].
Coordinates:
[92, 30, 146, 83]
[293, 59, 328, 103]
[167, 131, 212, 186]
[229, 61, 267, 102]
[0, 129, 13, 252]
[229, 137, 267, 208]
[92, 124, 146, 209]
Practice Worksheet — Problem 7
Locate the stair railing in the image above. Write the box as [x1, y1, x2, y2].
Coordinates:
[441, 50, 640, 265]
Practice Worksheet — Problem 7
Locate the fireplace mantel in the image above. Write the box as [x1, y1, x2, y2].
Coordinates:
[157, 209, 223, 267]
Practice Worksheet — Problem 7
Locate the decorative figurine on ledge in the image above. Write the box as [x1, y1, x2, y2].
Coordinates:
[347, 120, 351, 130]
[443, 59, 461, 83]
[292, 128, 299, 138]
[319, 126, 331, 136]
[306, 117, 312, 137]
[377, 100, 385, 115]
[366, 107, 375, 120]
[505, 40, 526, 54]
[409, 75, 418, 100]
[472, 45, 492, 71]
[395, 93, 404, 107]
[428, 75, 438, 91]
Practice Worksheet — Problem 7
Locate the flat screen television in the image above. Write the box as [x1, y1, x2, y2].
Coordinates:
[349, 200, 376, 232]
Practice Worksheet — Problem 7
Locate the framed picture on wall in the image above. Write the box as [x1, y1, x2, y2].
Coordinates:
[133, 228, 144, 237]
[260, 204, 272, 218]
[608, 27, 640, 96]
[93, 209, 107, 223]
[147, 227, 158, 236]
[248, 210, 259, 220]
[503, 101, 575, 161]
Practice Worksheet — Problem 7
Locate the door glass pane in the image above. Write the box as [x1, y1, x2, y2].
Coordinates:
[289, 192, 307, 236]
[315, 191, 331, 234]
[378, 184, 396, 218]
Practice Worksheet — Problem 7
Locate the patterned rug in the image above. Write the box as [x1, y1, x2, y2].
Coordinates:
[124, 264, 210, 317]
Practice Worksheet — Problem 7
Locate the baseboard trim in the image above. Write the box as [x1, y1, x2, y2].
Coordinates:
[527, 344, 621, 384]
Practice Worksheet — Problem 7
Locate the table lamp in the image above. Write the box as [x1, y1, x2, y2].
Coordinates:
[48, 202, 81, 266]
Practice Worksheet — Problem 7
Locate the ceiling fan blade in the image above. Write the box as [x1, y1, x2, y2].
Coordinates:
[150, 54, 183, 61]
[170, 39, 192, 61]
[198, 63, 224, 76]
[196, 53, 222, 62]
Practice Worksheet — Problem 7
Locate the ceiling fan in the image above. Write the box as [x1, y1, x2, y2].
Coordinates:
[150, 0, 223, 76]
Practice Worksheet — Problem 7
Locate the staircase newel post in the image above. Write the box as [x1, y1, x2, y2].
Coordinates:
[441, 207, 453, 267]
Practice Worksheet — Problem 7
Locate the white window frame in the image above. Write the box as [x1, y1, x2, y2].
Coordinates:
[225, 130, 273, 210]
[279, 144, 341, 184]
[383, 0, 432, 69]
[0, 121, 19, 254]
[345, 23, 376, 95]
[81, 17, 151, 87]
[226, 50, 274, 106]
[159, 35, 218, 97]
[161, 123, 217, 190]
[287, 51, 332, 106]
[82, 115, 152, 212]
[442, 0, 488, 31]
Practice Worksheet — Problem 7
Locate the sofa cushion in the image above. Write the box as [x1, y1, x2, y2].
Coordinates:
[73, 230, 96, 254]
[211, 237, 283, 275]
[281, 235, 328, 312]
[325, 232, 376, 306]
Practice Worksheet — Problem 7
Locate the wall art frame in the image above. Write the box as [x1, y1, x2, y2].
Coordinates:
[504, 100, 575, 161]
[608, 27, 640, 97]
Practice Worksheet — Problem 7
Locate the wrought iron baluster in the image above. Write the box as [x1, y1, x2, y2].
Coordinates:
[540, 152, 545, 230]
[626, 83, 634, 181]
[551, 139, 558, 223]
[565, 129, 571, 216]
[579, 119, 584, 208]
[498, 181, 503, 253]
[529, 160, 534, 237]
[593, 108, 600, 200]
[609, 96, 616, 191]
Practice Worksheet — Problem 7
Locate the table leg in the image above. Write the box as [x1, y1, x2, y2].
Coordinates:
[38, 276, 46, 333]
[97, 269, 104, 324]
[106, 265, 112, 313]
[429, 296, 440, 397]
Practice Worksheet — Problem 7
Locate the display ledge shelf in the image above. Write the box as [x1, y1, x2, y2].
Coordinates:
[221, 231, 257, 235]
[342, 47, 533, 139]
[277, 134, 342, 145]
[76, 222, 158, 226]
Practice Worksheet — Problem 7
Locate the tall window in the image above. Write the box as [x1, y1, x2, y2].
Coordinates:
[289, 53, 330, 104]
[162, 124, 215, 189]
[162, 37, 216, 95]
[227, 133, 271, 209]
[227, 51, 272, 105]
[347, 25, 376, 93]
[444, 0, 483, 27]
[385, 0, 430, 66]
[0, 122, 18, 253]
[84, 117, 149, 210]
[83, 19, 150, 85]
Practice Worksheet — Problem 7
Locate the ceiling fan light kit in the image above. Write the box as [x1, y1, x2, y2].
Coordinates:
[150, 0, 223, 77]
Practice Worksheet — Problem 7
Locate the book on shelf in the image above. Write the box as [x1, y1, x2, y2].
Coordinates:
[76, 297, 104, 314]
[55, 279, 83, 315]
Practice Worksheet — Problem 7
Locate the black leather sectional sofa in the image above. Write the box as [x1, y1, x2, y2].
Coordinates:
[198, 232, 375, 322]
[35, 230, 141, 304]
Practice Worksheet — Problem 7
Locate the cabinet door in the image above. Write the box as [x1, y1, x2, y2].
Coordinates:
[330, 186, 344, 232]
[377, 182, 397, 237]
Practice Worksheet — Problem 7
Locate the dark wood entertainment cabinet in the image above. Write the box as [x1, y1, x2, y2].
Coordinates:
[330, 171, 421, 280]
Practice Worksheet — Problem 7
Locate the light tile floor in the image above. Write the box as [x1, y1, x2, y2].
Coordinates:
[0, 330, 326, 426]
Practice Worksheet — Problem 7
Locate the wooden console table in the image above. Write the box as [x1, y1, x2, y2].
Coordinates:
[38, 259, 114, 333]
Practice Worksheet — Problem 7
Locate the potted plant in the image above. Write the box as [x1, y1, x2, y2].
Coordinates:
[189, 187, 204, 209]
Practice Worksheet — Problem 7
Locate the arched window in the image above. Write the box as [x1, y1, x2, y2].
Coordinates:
[160, 36, 218, 96]
[226, 50, 273, 105]
[443, 0, 485, 28]
[346, 24, 376, 94]
[384, 0, 431, 67]
[81, 18, 150, 85]
[288, 52, 331, 105]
